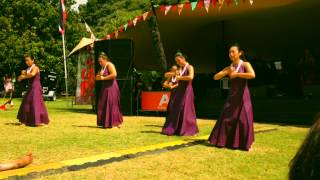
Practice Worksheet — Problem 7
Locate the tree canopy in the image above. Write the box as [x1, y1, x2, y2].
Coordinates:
[0, 0, 194, 93]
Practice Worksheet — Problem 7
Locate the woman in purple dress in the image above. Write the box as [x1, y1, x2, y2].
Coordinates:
[96, 52, 123, 128]
[17, 55, 49, 126]
[208, 44, 255, 151]
[162, 52, 199, 136]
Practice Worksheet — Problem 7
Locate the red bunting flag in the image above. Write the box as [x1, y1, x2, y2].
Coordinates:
[185, 3, 192, 10]
[137, 15, 143, 22]
[109, 32, 115, 39]
[128, 20, 133, 27]
[226, 0, 232, 5]
[119, 26, 125, 33]
[171, 5, 177, 11]
[58, 0, 67, 35]
[197, 0, 204, 9]
[212, 0, 217, 7]
[160, 5, 166, 12]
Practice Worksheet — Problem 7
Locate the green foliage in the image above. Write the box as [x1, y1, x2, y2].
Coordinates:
[78, 0, 194, 38]
[0, 0, 196, 94]
[138, 70, 162, 90]
[0, 0, 86, 93]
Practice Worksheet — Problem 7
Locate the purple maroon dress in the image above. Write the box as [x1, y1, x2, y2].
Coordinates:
[17, 71, 49, 126]
[162, 65, 199, 136]
[208, 63, 254, 150]
[97, 66, 123, 128]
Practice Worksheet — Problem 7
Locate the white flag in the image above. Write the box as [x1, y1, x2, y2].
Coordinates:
[178, 4, 184, 15]
[85, 22, 96, 40]
[133, 17, 138, 26]
[204, 0, 210, 12]
[165, 5, 172, 15]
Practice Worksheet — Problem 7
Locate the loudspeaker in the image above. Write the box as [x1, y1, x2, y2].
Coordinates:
[117, 78, 134, 115]
[94, 39, 134, 78]
[94, 39, 135, 115]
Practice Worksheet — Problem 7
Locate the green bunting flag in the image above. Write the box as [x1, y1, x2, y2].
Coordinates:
[234, 0, 239, 6]
[191, 1, 198, 11]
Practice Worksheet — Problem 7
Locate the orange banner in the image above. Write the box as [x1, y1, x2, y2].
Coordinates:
[141, 91, 171, 111]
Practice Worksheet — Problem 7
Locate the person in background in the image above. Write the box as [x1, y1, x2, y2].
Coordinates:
[3, 74, 14, 104]
[298, 49, 316, 85]
[289, 113, 320, 180]
[163, 65, 179, 90]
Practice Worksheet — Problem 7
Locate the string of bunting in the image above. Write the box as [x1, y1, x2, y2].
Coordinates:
[102, 0, 253, 40]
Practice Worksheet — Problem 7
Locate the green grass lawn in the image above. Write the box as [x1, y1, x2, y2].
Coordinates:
[0, 98, 308, 179]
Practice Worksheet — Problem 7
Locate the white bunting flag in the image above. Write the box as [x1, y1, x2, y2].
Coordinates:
[204, 0, 210, 12]
[177, 4, 184, 15]
[133, 17, 138, 26]
[165, 5, 172, 15]
[143, 12, 149, 21]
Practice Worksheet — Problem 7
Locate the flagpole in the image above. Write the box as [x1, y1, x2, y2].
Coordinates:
[62, 33, 68, 99]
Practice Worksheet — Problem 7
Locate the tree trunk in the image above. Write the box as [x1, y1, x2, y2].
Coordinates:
[148, 14, 167, 72]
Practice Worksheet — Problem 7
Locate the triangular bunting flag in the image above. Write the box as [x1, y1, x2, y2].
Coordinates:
[119, 26, 124, 33]
[128, 20, 133, 27]
[212, 0, 217, 7]
[114, 31, 119, 39]
[218, 0, 225, 10]
[171, 5, 177, 12]
[106, 34, 111, 39]
[204, 0, 211, 12]
[250, 0, 253, 5]
[133, 17, 138, 26]
[124, 24, 128, 31]
[185, 3, 191, 10]
[191, 1, 198, 11]
[226, 0, 232, 5]
[233, 0, 239, 6]
[197, 0, 204, 10]
[143, 12, 149, 21]
[137, 15, 143, 22]
[160, 5, 166, 12]
[153, 4, 159, 8]
[177, 4, 184, 15]
[165, 5, 172, 15]
[110, 32, 115, 39]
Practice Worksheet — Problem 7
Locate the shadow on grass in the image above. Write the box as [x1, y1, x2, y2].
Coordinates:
[144, 124, 163, 128]
[140, 130, 161, 134]
[72, 125, 99, 129]
[53, 108, 95, 114]
[5, 123, 23, 126]
[194, 140, 213, 147]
